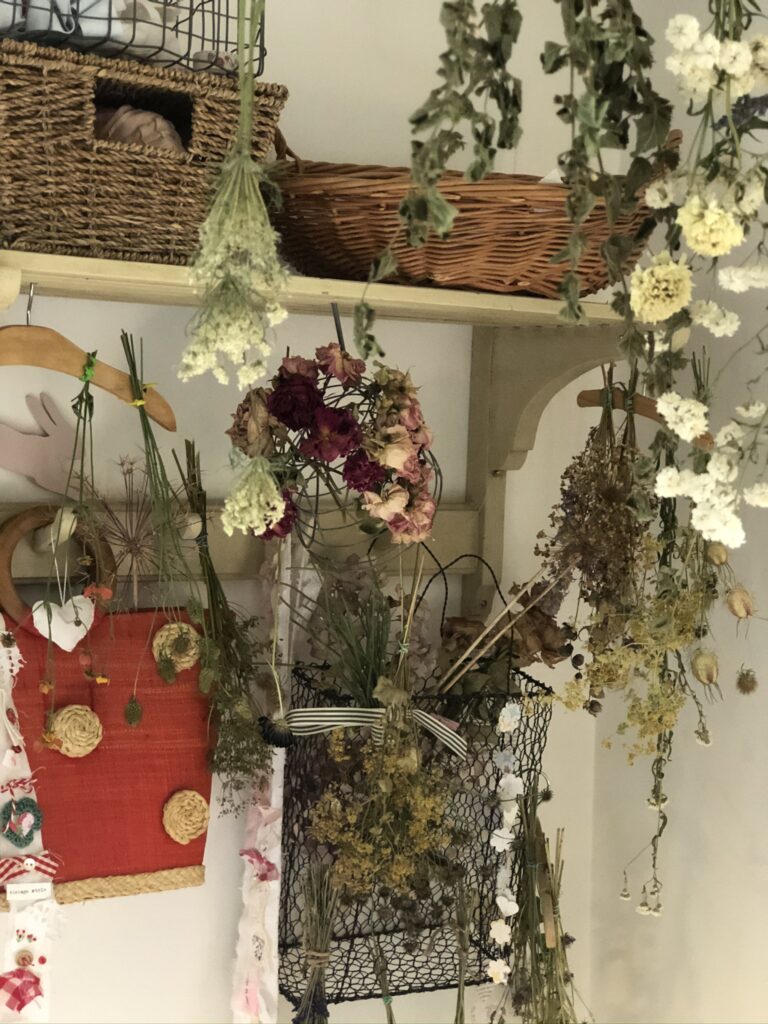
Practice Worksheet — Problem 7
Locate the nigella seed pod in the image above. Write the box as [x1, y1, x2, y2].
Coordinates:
[691, 650, 719, 686]
[726, 585, 755, 620]
[706, 542, 729, 566]
[736, 667, 758, 695]
[258, 715, 296, 748]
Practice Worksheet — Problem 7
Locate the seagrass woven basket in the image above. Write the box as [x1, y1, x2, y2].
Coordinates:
[0, 39, 287, 263]
[273, 140, 661, 298]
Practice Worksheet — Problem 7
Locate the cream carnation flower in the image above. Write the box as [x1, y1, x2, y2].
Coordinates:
[656, 391, 709, 442]
[644, 175, 687, 210]
[689, 300, 740, 337]
[719, 262, 768, 292]
[677, 195, 744, 257]
[630, 252, 693, 323]
[666, 14, 700, 51]
[718, 39, 753, 79]
[744, 482, 768, 507]
[735, 401, 767, 420]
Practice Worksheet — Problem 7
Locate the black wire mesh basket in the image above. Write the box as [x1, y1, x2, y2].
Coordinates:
[0, 0, 264, 72]
[279, 665, 553, 1006]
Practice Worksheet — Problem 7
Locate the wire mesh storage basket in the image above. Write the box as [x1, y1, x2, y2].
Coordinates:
[0, 0, 264, 72]
[278, 666, 553, 1006]
[0, 39, 286, 263]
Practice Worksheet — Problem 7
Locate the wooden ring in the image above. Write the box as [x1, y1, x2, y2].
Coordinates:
[0, 506, 117, 626]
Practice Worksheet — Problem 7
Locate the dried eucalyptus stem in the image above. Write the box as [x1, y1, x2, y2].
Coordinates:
[180, 0, 287, 387]
[293, 864, 339, 1024]
[453, 876, 476, 1024]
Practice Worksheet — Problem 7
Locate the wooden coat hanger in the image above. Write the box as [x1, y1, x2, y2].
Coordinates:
[0, 316, 177, 433]
[577, 384, 713, 449]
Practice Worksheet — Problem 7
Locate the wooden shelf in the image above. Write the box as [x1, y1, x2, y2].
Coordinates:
[0, 250, 621, 328]
[0, 249, 624, 607]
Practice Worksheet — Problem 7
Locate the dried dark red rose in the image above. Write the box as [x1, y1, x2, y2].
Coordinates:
[299, 407, 362, 462]
[266, 374, 323, 430]
[342, 449, 387, 491]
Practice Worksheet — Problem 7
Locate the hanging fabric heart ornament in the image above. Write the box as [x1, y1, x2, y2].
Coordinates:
[31, 597, 94, 652]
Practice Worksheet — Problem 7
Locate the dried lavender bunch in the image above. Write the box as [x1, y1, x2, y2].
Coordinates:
[292, 864, 339, 1024]
[180, 0, 287, 388]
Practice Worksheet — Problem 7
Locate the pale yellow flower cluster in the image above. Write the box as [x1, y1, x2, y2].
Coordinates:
[629, 252, 693, 324]
[676, 195, 744, 257]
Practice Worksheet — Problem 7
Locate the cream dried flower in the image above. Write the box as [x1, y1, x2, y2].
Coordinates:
[744, 482, 768, 507]
[487, 959, 511, 985]
[690, 300, 740, 338]
[719, 262, 768, 292]
[677, 195, 745, 257]
[666, 15, 700, 52]
[489, 919, 512, 946]
[735, 401, 767, 421]
[630, 252, 693, 323]
[656, 391, 709, 442]
[221, 453, 285, 537]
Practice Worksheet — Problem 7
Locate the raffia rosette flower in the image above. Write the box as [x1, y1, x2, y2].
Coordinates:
[691, 650, 719, 687]
[50, 705, 103, 758]
[726, 585, 754, 620]
[152, 623, 202, 673]
[162, 790, 210, 845]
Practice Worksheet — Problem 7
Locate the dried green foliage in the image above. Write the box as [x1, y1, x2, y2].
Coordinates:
[543, 0, 675, 321]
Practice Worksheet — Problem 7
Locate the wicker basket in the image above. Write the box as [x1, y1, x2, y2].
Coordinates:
[0, 40, 287, 263]
[273, 144, 657, 298]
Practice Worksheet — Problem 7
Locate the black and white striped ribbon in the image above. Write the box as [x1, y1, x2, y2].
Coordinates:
[283, 706, 467, 759]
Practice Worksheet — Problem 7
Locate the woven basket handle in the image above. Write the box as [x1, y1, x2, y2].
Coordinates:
[0, 506, 117, 626]
[274, 130, 305, 173]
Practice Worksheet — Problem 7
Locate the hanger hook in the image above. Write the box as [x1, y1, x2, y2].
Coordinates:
[26, 283, 36, 326]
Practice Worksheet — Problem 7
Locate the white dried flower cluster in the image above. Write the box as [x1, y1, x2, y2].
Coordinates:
[744, 482, 768, 507]
[655, 419, 749, 548]
[221, 455, 285, 537]
[689, 300, 740, 338]
[644, 174, 687, 210]
[665, 16, 763, 98]
[630, 252, 693, 324]
[656, 391, 709, 443]
[735, 401, 767, 421]
[180, 155, 288, 388]
[676, 195, 745, 257]
[718, 261, 768, 292]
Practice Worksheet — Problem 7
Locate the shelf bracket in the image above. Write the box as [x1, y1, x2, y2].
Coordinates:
[462, 321, 622, 616]
[0, 266, 21, 311]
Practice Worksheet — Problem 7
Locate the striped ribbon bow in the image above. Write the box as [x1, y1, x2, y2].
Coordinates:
[0, 851, 62, 887]
[283, 706, 467, 759]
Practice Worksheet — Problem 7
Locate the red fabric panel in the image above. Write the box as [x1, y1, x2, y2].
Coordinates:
[9, 611, 212, 883]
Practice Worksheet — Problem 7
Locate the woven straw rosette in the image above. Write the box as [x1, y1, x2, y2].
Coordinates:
[273, 134, 679, 298]
[50, 705, 103, 758]
[163, 790, 209, 845]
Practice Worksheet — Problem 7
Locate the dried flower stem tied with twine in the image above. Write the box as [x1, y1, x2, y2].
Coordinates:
[180, 0, 287, 388]
[292, 863, 339, 1024]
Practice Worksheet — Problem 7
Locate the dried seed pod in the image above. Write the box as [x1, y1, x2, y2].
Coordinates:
[736, 667, 758, 695]
[726, 585, 755, 619]
[706, 542, 729, 566]
[691, 649, 719, 686]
